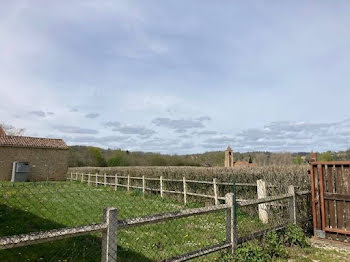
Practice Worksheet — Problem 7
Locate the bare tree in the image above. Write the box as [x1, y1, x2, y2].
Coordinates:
[0, 122, 25, 136]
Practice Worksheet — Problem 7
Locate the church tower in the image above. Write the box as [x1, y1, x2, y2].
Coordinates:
[224, 146, 234, 167]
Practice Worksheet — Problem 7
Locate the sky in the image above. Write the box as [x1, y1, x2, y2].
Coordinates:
[1, 1, 350, 154]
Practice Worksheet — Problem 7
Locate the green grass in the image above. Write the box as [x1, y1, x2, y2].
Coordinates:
[0, 182, 265, 262]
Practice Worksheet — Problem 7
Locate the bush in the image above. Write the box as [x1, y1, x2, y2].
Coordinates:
[264, 231, 287, 259]
[284, 224, 309, 248]
[234, 241, 267, 262]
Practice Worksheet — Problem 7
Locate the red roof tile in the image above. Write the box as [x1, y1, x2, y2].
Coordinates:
[0, 135, 68, 150]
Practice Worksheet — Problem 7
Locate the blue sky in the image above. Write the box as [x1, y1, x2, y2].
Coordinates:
[1, 1, 350, 154]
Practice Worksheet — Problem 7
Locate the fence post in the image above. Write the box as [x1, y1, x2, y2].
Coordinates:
[104, 173, 107, 187]
[257, 179, 268, 224]
[95, 173, 98, 187]
[101, 207, 118, 262]
[288, 185, 297, 224]
[127, 175, 130, 192]
[213, 178, 218, 205]
[70, 172, 73, 182]
[142, 175, 145, 196]
[115, 174, 118, 191]
[81, 173, 84, 183]
[88, 173, 91, 186]
[76, 172, 78, 181]
[183, 177, 187, 205]
[225, 193, 237, 254]
[160, 176, 163, 198]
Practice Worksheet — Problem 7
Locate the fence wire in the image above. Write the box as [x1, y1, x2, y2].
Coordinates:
[0, 174, 311, 262]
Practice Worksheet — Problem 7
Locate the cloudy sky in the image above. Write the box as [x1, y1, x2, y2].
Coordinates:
[1, 1, 350, 154]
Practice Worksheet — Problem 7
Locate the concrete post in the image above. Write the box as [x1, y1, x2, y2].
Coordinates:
[142, 175, 145, 196]
[115, 174, 118, 191]
[225, 193, 237, 254]
[257, 179, 268, 224]
[76, 172, 78, 181]
[95, 173, 98, 187]
[88, 173, 91, 186]
[213, 178, 218, 205]
[70, 172, 73, 182]
[183, 177, 187, 205]
[104, 173, 107, 187]
[127, 175, 130, 192]
[101, 208, 118, 262]
[81, 173, 84, 183]
[288, 185, 297, 224]
[160, 176, 163, 198]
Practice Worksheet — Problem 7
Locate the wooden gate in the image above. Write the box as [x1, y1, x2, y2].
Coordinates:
[310, 161, 350, 240]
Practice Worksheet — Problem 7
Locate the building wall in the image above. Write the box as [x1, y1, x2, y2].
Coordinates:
[0, 147, 68, 181]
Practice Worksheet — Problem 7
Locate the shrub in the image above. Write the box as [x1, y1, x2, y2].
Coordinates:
[234, 241, 267, 262]
[264, 231, 287, 259]
[284, 224, 309, 248]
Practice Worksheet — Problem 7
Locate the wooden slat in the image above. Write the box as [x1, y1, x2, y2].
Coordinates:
[336, 165, 345, 230]
[318, 165, 326, 230]
[345, 166, 350, 230]
[310, 164, 318, 231]
[326, 165, 336, 229]
[324, 193, 350, 201]
[324, 165, 330, 229]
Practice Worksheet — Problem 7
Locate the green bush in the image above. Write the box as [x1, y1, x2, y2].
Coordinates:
[264, 231, 287, 259]
[234, 241, 267, 262]
[284, 224, 309, 248]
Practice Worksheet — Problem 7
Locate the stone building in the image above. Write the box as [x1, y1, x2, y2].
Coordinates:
[224, 146, 257, 167]
[0, 126, 69, 181]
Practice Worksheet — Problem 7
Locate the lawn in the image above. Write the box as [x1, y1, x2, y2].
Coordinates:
[0, 181, 264, 262]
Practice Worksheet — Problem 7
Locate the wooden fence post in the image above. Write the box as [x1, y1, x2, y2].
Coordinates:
[81, 173, 84, 183]
[88, 173, 91, 186]
[76, 172, 78, 181]
[104, 173, 107, 187]
[101, 208, 118, 262]
[225, 193, 237, 254]
[160, 176, 163, 198]
[288, 185, 297, 224]
[213, 178, 218, 205]
[183, 177, 187, 205]
[115, 174, 118, 191]
[142, 175, 145, 196]
[95, 173, 98, 187]
[127, 175, 130, 192]
[70, 172, 73, 182]
[257, 179, 268, 224]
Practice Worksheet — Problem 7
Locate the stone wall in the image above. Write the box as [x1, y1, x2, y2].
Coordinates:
[0, 147, 68, 181]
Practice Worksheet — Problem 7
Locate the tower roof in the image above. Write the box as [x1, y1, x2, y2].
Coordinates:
[225, 146, 232, 151]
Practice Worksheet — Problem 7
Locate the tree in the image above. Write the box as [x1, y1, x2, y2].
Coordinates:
[0, 122, 25, 136]
[88, 147, 107, 167]
[319, 151, 334, 161]
[293, 155, 303, 165]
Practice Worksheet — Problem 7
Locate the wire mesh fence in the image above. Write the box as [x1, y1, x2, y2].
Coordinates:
[0, 174, 311, 261]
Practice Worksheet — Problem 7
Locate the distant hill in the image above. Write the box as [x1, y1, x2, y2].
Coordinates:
[68, 145, 348, 167]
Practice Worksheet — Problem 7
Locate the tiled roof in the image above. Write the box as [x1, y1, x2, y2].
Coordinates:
[0, 135, 68, 150]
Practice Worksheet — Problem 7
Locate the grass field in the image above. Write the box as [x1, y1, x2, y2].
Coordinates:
[0, 181, 265, 262]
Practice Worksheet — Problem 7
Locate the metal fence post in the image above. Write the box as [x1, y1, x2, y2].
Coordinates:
[213, 178, 218, 205]
[225, 192, 237, 254]
[115, 174, 118, 191]
[127, 175, 130, 192]
[257, 179, 268, 224]
[101, 208, 118, 262]
[288, 185, 297, 224]
[160, 176, 163, 198]
[183, 177, 187, 205]
[104, 173, 107, 187]
[142, 175, 145, 196]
